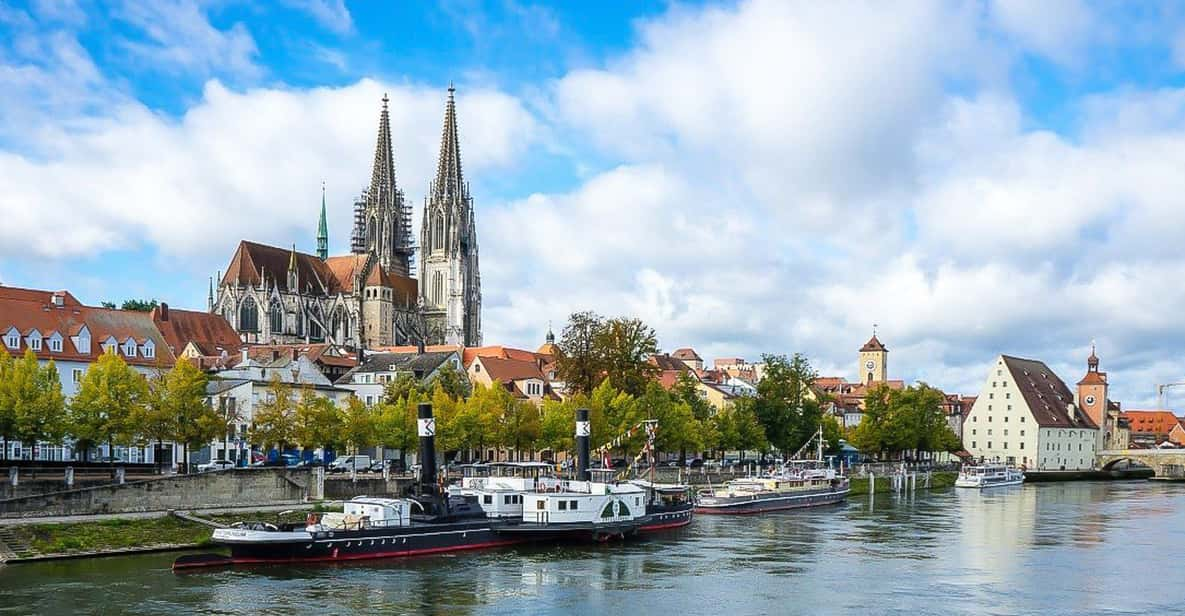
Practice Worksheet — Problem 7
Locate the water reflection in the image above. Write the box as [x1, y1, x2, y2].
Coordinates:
[2, 483, 1184, 615]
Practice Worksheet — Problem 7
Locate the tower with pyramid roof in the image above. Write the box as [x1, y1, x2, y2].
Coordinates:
[419, 85, 482, 346]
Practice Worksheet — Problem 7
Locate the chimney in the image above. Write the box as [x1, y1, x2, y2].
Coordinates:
[240, 346, 248, 364]
[159, 302, 169, 321]
[575, 408, 591, 481]
[418, 402, 437, 487]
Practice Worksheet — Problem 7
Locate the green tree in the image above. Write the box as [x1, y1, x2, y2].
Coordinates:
[753, 353, 820, 456]
[165, 358, 216, 472]
[70, 351, 147, 463]
[821, 414, 843, 455]
[638, 382, 701, 461]
[850, 383, 960, 459]
[120, 299, 159, 312]
[497, 399, 541, 461]
[9, 350, 67, 459]
[293, 390, 341, 455]
[428, 361, 471, 399]
[597, 317, 659, 397]
[731, 396, 769, 460]
[454, 383, 505, 460]
[375, 394, 418, 467]
[382, 373, 423, 404]
[248, 375, 297, 456]
[672, 370, 713, 421]
[588, 379, 641, 452]
[556, 311, 606, 396]
[135, 371, 177, 472]
[0, 352, 15, 459]
[340, 397, 377, 455]
[538, 399, 574, 459]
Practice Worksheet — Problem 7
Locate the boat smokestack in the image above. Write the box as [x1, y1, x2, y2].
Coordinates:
[575, 407, 591, 481]
[418, 402, 437, 486]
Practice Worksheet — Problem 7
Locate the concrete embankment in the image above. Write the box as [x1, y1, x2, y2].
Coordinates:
[0, 468, 319, 519]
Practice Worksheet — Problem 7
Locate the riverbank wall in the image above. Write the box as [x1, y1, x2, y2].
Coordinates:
[322, 475, 417, 499]
[0, 468, 319, 519]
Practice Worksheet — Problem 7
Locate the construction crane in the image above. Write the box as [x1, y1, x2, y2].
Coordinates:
[1156, 382, 1185, 409]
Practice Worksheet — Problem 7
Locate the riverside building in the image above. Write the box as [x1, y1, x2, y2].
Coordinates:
[963, 352, 1124, 470]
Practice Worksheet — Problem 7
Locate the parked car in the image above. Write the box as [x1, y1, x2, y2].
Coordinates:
[329, 454, 372, 473]
[686, 458, 705, 469]
[368, 459, 405, 474]
[610, 458, 628, 469]
[197, 460, 235, 472]
[95, 456, 123, 463]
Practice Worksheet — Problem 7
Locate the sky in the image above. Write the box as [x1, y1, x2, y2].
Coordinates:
[5, 0, 1185, 407]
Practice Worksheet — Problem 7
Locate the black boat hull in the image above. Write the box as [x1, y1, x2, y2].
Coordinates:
[215, 520, 524, 564]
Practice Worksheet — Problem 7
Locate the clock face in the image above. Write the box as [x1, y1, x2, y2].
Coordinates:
[865, 360, 875, 370]
[1084, 395, 1096, 405]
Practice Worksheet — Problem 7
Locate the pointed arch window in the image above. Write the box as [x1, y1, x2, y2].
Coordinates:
[367, 217, 377, 250]
[432, 272, 444, 307]
[309, 305, 323, 341]
[433, 215, 445, 252]
[269, 300, 283, 334]
[295, 309, 304, 337]
[239, 298, 259, 333]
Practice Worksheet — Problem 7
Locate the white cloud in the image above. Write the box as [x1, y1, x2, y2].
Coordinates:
[114, 0, 261, 79]
[281, 0, 354, 35]
[989, 0, 1095, 65]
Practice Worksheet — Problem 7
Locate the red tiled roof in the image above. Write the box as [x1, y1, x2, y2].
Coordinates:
[0, 290, 175, 368]
[152, 305, 240, 356]
[860, 335, 887, 352]
[649, 353, 689, 371]
[477, 356, 546, 383]
[672, 347, 702, 361]
[223, 241, 416, 304]
[1121, 410, 1181, 436]
[1001, 355, 1097, 430]
[0, 286, 81, 306]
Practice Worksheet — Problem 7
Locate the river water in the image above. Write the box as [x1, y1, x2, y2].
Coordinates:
[2, 481, 1183, 615]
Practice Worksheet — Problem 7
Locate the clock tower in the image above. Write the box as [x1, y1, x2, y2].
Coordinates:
[858, 331, 888, 385]
[1076, 344, 1108, 429]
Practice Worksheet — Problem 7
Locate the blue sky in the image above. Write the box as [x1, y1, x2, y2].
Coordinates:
[6, 0, 1185, 406]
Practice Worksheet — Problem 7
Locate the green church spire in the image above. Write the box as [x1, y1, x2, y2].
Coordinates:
[316, 181, 329, 261]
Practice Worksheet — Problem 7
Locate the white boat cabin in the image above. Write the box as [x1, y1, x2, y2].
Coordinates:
[309, 497, 413, 531]
[453, 462, 563, 518]
[523, 480, 646, 525]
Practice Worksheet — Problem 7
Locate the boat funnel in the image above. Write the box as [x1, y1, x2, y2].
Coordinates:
[575, 407, 591, 481]
[418, 402, 437, 486]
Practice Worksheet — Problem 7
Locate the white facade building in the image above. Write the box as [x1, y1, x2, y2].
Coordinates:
[963, 355, 1099, 470]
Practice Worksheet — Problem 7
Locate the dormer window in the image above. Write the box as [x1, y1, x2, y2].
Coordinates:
[74, 326, 91, 354]
[4, 327, 20, 349]
[102, 336, 117, 354]
[48, 332, 63, 353]
[142, 340, 155, 359]
[27, 331, 42, 351]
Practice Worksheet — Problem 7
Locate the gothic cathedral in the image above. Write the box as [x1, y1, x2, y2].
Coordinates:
[212, 87, 482, 350]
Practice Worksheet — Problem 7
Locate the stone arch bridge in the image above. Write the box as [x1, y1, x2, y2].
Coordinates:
[1097, 449, 1185, 477]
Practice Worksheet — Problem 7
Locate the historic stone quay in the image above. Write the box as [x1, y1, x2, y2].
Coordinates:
[0, 482, 1179, 615]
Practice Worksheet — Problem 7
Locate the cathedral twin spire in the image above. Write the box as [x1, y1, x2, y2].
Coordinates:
[432, 84, 467, 202]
